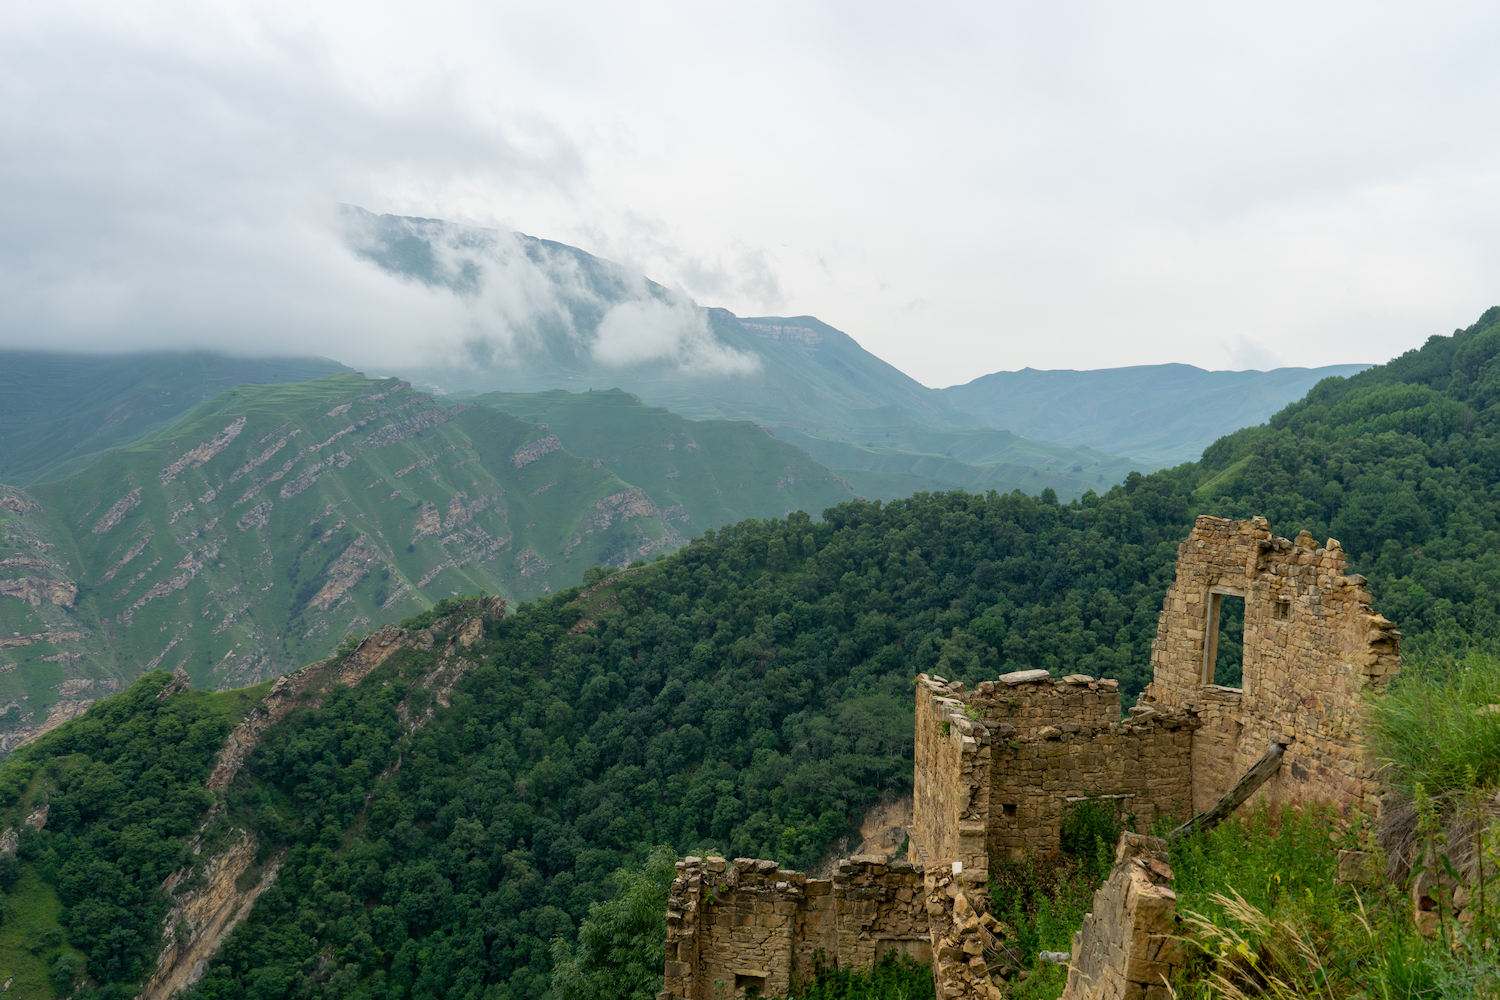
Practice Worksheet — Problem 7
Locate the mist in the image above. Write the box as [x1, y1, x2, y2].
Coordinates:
[4, 2, 1500, 384]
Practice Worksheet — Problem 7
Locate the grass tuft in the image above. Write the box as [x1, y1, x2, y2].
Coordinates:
[1369, 650, 1500, 796]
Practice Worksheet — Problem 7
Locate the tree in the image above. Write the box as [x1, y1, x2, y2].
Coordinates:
[548, 845, 679, 1000]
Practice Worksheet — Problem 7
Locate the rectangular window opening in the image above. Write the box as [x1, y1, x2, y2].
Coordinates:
[735, 974, 768, 998]
[1272, 599, 1290, 621]
[1002, 803, 1017, 818]
[1205, 592, 1244, 689]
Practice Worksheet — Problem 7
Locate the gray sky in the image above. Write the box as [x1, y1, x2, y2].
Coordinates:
[3, 1, 1499, 387]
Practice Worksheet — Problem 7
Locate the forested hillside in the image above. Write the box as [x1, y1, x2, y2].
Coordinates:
[0, 376, 849, 748]
[5, 308, 1500, 999]
[1191, 304, 1500, 648]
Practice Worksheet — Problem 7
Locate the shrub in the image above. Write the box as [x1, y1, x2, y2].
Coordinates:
[776, 951, 933, 1000]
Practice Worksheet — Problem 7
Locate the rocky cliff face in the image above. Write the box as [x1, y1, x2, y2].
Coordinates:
[139, 598, 504, 1000]
[0, 375, 681, 757]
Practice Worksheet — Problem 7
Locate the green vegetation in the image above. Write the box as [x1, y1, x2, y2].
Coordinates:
[773, 953, 934, 1000]
[1168, 805, 1500, 1000]
[548, 846, 677, 1000]
[0, 350, 349, 485]
[772, 422, 1148, 503]
[1369, 650, 1500, 796]
[991, 804, 1500, 1000]
[1193, 305, 1500, 649]
[988, 801, 1123, 999]
[468, 389, 852, 533]
[0, 671, 264, 1000]
[0, 866, 76, 1000]
[10, 308, 1500, 996]
[0, 375, 857, 736]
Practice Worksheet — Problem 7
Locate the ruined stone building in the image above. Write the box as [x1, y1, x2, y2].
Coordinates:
[660, 517, 1401, 1000]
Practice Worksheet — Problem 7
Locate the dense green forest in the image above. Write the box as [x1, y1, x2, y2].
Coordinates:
[6, 307, 1500, 999]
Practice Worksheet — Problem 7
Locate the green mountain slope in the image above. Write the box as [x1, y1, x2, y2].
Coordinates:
[0, 351, 351, 486]
[468, 388, 852, 528]
[773, 419, 1152, 500]
[347, 209, 1154, 496]
[0, 377, 868, 745]
[942, 362, 1372, 465]
[0, 377, 674, 731]
[4, 306, 1500, 998]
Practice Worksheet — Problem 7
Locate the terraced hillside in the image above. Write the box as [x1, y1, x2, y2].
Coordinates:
[0, 376, 852, 747]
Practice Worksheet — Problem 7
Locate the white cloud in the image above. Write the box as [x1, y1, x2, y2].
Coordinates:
[1225, 337, 1285, 372]
[2, 0, 1500, 385]
[593, 297, 759, 374]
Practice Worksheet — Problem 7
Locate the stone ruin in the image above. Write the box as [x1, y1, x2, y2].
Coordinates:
[659, 516, 1401, 1000]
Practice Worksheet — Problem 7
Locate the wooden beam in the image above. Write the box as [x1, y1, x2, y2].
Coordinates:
[1168, 743, 1286, 841]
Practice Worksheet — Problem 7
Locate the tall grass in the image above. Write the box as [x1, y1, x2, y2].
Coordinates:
[987, 800, 1124, 998]
[1170, 805, 1500, 999]
[1368, 650, 1500, 795]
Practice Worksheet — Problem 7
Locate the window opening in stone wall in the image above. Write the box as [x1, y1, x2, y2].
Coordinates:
[1206, 593, 1244, 688]
[1060, 797, 1127, 866]
[735, 972, 767, 998]
[1272, 599, 1290, 620]
[1002, 803, 1017, 818]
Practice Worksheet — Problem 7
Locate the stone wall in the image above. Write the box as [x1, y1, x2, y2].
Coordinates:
[915, 673, 1196, 862]
[911, 679, 991, 881]
[662, 855, 930, 1000]
[835, 856, 932, 970]
[988, 708, 1195, 862]
[1141, 515, 1400, 820]
[911, 516, 1401, 864]
[661, 515, 1402, 998]
[966, 671, 1120, 738]
[1060, 834, 1185, 1000]
[923, 863, 1007, 1000]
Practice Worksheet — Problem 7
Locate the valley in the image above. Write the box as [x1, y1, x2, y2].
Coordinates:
[2, 307, 1500, 999]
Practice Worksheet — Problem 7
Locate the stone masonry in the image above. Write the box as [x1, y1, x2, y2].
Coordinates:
[1060, 834, 1185, 1000]
[912, 672, 1196, 872]
[1139, 515, 1399, 818]
[662, 855, 931, 1000]
[661, 516, 1399, 998]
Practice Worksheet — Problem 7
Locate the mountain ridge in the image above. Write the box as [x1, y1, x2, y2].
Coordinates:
[0, 376, 854, 747]
[2, 307, 1499, 999]
[0, 350, 351, 486]
[943, 361, 1372, 464]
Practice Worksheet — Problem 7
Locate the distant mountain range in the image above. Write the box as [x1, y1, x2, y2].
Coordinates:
[943, 363, 1372, 465]
[348, 208, 1166, 499]
[0, 376, 856, 738]
[0, 212, 1379, 739]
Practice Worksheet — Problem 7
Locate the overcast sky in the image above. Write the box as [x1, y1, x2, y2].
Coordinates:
[3, 1, 1499, 387]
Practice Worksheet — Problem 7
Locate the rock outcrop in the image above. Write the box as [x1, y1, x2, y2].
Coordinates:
[143, 598, 506, 1000]
[0, 698, 95, 754]
[160, 417, 247, 485]
[0, 576, 77, 607]
[1061, 834, 1185, 1000]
